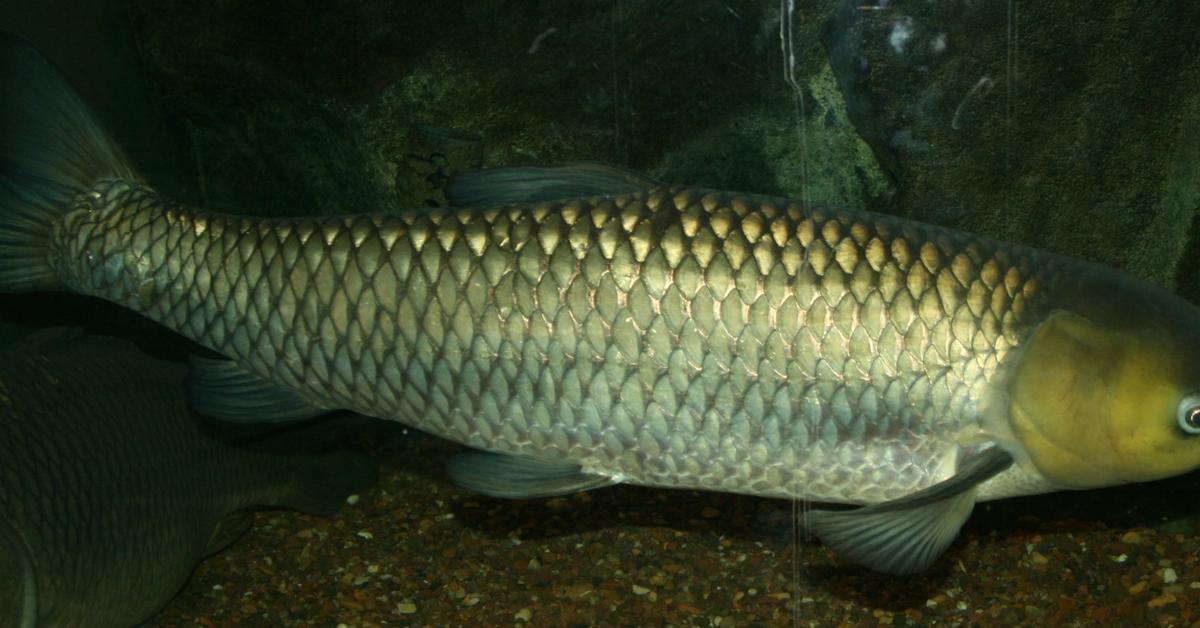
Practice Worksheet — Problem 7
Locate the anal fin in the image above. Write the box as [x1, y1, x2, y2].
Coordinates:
[807, 447, 1013, 575]
[187, 356, 325, 423]
[446, 451, 616, 499]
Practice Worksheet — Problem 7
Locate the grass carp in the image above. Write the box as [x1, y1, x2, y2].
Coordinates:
[0, 329, 375, 627]
[4, 31, 1200, 574]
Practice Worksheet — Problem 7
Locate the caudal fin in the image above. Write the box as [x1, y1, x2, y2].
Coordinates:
[281, 451, 378, 517]
[0, 30, 138, 292]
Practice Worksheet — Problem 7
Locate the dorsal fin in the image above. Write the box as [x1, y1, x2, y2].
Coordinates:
[445, 162, 659, 207]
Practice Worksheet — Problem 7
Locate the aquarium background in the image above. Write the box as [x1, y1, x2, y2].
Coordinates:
[3, 0, 1200, 625]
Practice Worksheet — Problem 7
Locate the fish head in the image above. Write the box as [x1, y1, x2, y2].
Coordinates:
[1006, 285, 1200, 490]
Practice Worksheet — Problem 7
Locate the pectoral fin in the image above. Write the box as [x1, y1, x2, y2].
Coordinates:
[18, 557, 34, 628]
[446, 452, 617, 499]
[807, 447, 1013, 575]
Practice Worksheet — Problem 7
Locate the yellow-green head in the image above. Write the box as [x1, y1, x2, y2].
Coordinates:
[1007, 275, 1200, 489]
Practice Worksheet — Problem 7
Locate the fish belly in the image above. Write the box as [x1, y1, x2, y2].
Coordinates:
[59, 183, 1052, 503]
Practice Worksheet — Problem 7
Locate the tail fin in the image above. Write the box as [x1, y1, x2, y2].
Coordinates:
[280, 450, 378, 517]
[0, 31, 137, 292]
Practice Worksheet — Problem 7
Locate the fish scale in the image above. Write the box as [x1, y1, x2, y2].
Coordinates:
[54, 180, 1057, 504]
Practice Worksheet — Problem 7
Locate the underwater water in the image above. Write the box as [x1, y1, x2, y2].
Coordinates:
[4, 0, 1200, 625]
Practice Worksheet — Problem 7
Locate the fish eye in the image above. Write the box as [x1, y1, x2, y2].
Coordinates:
[1178, 394, 1200, 435]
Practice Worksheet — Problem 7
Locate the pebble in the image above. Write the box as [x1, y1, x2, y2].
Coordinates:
[1147, 594, 1176, 609]
[514, 608, 532, 622]
[1029, 552, 1049, 565]
[564, 584, 592, 600]
[1128, 580, 1149, 594]
[396, 601, 417, 614]
[1162, 568, 1178, 584]
[632, 585, 651, 595]
[1121, 531, 1143, 544]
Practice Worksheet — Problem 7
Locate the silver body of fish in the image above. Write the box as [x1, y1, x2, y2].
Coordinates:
[6, 30, 1200, 575]
[61, 179, 1048, 505]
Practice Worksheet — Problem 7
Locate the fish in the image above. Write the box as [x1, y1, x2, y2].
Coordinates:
[0, 328, 376, 627]
[4, 29, 1200, 575]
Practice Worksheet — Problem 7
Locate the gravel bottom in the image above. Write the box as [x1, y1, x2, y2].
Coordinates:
[147, 427, 1200, 627]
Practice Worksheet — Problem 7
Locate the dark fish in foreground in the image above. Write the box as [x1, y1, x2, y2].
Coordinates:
[0, 330, 376, 627]
[4, 31, 1200, 575]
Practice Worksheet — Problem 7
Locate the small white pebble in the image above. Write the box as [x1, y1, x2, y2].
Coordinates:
[212, 585, 223, 592]
[367, 564, 380, 574]
[357, 530, 374, 540]
[514, 608, 533, 622]
[956, 601, 968, 611]
[396, 601, 417, 614]
[1190, 581, 1200, 590]
[345, 494, 360, 505]
[1162, 568, 1178, 584]
[1113, 554, 1128, 563]
[632, 584, 650, 595]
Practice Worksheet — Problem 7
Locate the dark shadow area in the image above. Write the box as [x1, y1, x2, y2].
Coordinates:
[0, 291, 207, 361]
